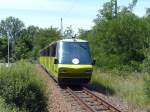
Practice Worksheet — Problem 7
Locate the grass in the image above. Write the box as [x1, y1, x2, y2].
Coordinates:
[0, 60, 48, 112]
[0, 97, 21, 112]
[91, 67, 150, 109]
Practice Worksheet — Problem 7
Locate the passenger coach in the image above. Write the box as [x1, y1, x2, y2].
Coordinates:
[39, 39, 95, 85]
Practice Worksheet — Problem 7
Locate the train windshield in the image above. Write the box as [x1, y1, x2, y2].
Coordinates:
[58, 42, 92, 64]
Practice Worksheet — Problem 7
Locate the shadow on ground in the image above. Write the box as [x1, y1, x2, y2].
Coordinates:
[87, 81, 115, 96]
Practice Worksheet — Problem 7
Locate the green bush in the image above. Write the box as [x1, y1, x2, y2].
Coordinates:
[92, 68, 149, 108]
[142, 49, 150, 73]
[0, 61, 48, 112]
[144, 73, 150, 102]
[0, 97, 21, 112]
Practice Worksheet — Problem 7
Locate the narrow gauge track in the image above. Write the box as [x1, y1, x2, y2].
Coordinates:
[64, 86, 122, 112]
[40, 65, 123, 112]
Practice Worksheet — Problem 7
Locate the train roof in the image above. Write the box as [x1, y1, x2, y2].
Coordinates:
[40, 39, 88, 52]
[59, 39, 88, 42]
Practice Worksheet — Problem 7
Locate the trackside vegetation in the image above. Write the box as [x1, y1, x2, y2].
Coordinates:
[0, 97, 20, 112]
[79, 0, 150, 110]
[0, 61, 48, 112]
[92, 68, 150, 109]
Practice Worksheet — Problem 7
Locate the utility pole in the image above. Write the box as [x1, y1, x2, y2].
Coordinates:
[6, 32, 10, 67]
[111, 0, 117, 16]
[60, 17, 63, 38]
[114, 0, 117, 15]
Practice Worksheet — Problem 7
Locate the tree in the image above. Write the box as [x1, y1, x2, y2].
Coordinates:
[0, 16, 25, 40]
[0, 16, 25, 61]
[63, 25, 74, 39]
[80, 0, 148, 71]
[146, 8, 150, 16]
[142, 16, 150, 73]
[0, 36, 8, 62]
[33, 27, 60, 57]
[15, 26, 39, 60]
[94, 2, 113, 23]
[128, 0, 138, 11]
[120, 0, 138, 14]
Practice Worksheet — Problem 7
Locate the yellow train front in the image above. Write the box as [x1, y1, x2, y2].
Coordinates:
[39, 39, 95, 85]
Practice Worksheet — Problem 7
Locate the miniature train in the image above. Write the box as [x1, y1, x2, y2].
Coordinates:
[39, 39, 95, 85]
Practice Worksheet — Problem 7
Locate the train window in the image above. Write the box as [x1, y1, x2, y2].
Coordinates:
[40, 51, 43, 56]
[49, 47, 51, 56]
[46, 48, 49, 56]
[43, 50, 46, 56]
[43, 49, 48, 56]
[49, 46, 53, 56]
[49, 43, 57, 57]
[42, 51, 44, 56]
[52, 44, 56, 57]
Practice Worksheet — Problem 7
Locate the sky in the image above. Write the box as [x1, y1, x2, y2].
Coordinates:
[0, 0, 149, 33]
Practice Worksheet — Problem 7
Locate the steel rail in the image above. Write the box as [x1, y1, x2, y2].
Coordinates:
[83, 87, 122, 112]
[66, 87, 95, 112]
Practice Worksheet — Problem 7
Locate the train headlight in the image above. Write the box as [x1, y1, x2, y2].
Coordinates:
[59, 68, 66, 73]
[85, 69, 92, 74]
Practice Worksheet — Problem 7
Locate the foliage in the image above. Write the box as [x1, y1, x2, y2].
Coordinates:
[0, 36, 8, 62]
[146, 8, 150, 16]
[92, 68, 149, 109]
[0, 0, 149, 73]
[79, 1, 150, 109]
[0, 16, 25, 62]
[0, 61, 48, 112]
[0, 16, 25, 40]
[144, 73, 150, 103]
[142, 49, 150, 73]
[63, 25, 74, 39]
[79, 0, 150, 72]
[0, 97, 22, 112]
[0, 16, 60, 62]
[33, 27, 60, 57]
[15, 26, 39, 60]
[142, 16, 150, 73]
[127, 0, 138, 11]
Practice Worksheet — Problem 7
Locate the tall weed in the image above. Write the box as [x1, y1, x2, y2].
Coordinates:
[0, 61, 48, 112]
[92, 68, 149, 108]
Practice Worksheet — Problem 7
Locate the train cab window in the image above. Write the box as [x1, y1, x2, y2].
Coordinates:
[58, 42, 92, 64]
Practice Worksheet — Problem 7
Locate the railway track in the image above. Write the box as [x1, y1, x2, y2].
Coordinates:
[63, 86, 122, 112]
[40, 65, 123, 112]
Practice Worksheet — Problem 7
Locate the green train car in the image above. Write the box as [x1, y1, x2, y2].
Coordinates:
[39, 39, 95, 85]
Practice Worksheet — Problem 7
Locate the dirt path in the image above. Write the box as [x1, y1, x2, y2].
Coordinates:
[36, 64, 72, 112]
